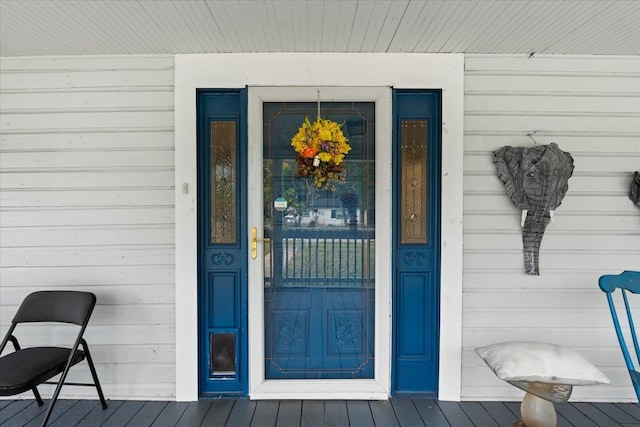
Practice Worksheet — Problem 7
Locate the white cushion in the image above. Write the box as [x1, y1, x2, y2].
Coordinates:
[476, 341, 610, 385]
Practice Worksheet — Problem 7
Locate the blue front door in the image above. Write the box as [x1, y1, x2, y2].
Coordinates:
[196, 88, 441, 397]
[197, 89, 248, 397]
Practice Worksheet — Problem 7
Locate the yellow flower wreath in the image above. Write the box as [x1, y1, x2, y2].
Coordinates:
[291, 116, 351, 188]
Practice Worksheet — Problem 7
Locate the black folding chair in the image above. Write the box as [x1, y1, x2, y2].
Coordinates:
[0, 290, 107, 426]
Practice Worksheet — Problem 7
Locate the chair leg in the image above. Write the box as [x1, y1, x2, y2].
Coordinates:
[40, 344, 107, 426]
[32, 386, 43, 406]
[41, 349, 79, 426]
[41, 380, 64, 427]
[82, 339, 108, 409]
[632, 374, 640, 403]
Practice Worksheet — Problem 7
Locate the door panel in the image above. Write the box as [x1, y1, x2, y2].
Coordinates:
[392, 90, 441, 396]
[262, 102, 376, 380]
[197, 89, 248, 397]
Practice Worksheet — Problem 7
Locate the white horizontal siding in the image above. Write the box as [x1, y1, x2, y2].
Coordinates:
[462, 54, 640, 402]
[0, 55, 176, 400]
[2, 52, 640, 404]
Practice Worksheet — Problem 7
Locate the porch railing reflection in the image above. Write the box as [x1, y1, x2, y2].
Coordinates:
[264, 228, 375, 288]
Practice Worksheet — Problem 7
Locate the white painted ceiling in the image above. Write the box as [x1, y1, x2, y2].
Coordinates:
[1, 0, 639, 58]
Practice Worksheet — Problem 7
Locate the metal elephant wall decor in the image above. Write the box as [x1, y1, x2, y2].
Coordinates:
[630, 171, 640, 208]
[493, 142, 575, 275]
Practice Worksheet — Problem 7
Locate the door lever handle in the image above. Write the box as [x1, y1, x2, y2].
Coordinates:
[251, 227, 258, 259]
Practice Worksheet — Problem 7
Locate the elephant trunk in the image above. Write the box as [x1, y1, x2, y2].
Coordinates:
[522, 209, 551, 275]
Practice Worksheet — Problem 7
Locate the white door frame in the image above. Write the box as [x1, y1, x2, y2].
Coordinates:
[174, 53, 464, 401]
[247, 86, 391, 399]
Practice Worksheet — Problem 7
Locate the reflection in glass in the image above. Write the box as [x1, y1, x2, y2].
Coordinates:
[210, 332, 236, 377]
[210, 121, 236, 244]
[401, 120, 428, 244]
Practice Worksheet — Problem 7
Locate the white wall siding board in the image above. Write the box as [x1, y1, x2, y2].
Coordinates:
[0, 71, 173, 92]
[462, 54, 640, 402]
[1, 284, 175, 307]
[0, 91, 174, 110]
[1, 207, 174, 227]
[465, 194, 635, 215]
[0, 246, 175, 268]
[1, 131, 175, 151]
[0, 226, 174, 248]
[1, 189, 174, 208]
[0, 55, 176, 400]
[0, 304, 176, 328]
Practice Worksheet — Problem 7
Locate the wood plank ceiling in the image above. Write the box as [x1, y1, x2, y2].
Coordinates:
[0, 0, 639, 57]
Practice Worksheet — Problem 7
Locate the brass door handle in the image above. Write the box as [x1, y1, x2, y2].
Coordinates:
[251, 227, 258, 259]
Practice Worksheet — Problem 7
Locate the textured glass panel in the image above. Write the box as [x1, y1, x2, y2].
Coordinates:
[401, 120, 428, 244]
[210, 332, 236, 377]
[210, 121, 237, 244]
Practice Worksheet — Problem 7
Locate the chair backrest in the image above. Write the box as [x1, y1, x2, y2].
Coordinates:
[599, 270, 640, 400]
[12, 291, 96, 326]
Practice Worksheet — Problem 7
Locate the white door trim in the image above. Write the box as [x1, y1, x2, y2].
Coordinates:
[174, 53, 464, 401]
[247, 86, 391, 400]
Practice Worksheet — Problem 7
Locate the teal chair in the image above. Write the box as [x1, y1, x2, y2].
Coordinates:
[599, 270, 640, 401]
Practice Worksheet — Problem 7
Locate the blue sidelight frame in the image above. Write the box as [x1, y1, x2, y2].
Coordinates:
[391, 89, 442, 396]
[196, 89, 248, 397]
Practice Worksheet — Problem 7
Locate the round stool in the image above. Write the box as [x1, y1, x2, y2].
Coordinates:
[476, 341, 609, 427]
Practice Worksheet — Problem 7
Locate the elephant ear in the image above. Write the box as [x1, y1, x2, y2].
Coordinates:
[493, 145, 529, 209]
[630, 171, 640, 208]
[546, 143, 575, 210]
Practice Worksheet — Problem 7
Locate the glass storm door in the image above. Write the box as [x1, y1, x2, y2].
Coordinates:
[262, 101, 376, 379]
[248, 87, 392, 398]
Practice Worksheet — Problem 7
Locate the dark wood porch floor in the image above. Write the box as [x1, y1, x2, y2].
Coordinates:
[1, 398, 639, 427]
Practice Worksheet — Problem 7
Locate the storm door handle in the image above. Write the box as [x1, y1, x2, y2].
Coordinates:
[251, 227, 258, 259]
